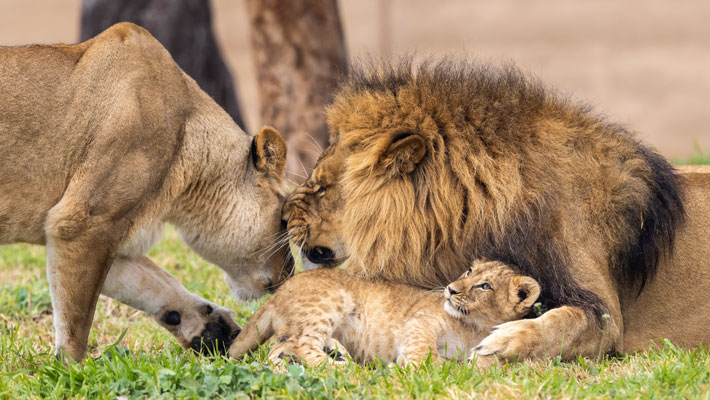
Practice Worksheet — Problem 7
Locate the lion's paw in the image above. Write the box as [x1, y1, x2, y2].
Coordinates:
[469, 319, 542, 367]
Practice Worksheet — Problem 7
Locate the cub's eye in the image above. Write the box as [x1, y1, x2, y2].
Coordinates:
[478, 282, 492, 291]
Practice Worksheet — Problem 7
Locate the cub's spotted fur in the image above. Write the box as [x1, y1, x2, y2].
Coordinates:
[228, 260, 540, 365]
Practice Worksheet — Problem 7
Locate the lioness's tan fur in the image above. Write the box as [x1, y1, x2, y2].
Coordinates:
[285, 58, 686, 365]
[0, 23, 292, 360]
[229, 260, 539, 366]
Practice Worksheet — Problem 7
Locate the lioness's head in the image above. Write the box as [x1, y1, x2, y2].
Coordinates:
[173, 126, 293, 301]
[444, 259, 540, 328]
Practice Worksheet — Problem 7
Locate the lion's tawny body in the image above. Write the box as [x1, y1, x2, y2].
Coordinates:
[284, 59, 687, 365]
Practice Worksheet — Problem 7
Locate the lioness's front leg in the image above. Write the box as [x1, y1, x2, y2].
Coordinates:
[102, 256, 240, 354]
[46, 234, 114, 361]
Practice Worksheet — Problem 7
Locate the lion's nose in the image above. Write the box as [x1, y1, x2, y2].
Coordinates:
[304, 246, 335, 264]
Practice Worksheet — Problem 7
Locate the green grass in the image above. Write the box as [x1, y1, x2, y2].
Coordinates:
[3, 228, 710, 399]
[672, 144, 710, 165]
[2, 155, 710, 399]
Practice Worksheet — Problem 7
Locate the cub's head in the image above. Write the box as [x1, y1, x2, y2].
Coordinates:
[175, 126, 293, 301]
[444, 259, 540, 328]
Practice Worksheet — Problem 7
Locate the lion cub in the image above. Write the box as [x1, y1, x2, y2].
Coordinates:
[228, 260, 540, 366]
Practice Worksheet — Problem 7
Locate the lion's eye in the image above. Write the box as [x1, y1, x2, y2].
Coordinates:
[465, 269, 472, 277]
[316, 185, 326, 195]
[478, 282, 491, 290]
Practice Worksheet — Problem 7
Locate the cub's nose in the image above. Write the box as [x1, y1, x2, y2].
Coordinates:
[446, 286, 459, 296]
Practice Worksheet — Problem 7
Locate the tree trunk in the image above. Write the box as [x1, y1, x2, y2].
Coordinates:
[81, 0, 245, 129]
[245, 0, 348, 182]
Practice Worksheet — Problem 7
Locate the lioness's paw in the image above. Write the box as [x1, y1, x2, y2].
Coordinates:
[472, 319, 542, 365]
[189, 304, 241, 355]
[158, 301, 240, 356]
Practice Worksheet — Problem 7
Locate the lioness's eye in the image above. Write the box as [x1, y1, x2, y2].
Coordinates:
[314, 185, 326, 195]
[478, 282, 491, 290]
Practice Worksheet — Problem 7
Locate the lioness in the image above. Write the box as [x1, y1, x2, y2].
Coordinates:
[229, 259, 540, 366]
[0, 23, 292, 360]
[284, 59, 687, 366]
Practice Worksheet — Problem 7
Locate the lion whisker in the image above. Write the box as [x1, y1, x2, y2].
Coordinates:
[295, 154, 311, 180]
[252, 232, 291, 259]
[302, 131, 323, 153]
[258, 237, 291, 260]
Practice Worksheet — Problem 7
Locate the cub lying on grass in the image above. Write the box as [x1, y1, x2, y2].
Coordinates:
[229, 259, 540, 366]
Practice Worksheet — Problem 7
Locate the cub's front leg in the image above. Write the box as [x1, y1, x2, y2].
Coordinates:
[400, 319, 443, 365]
[102, 256, 240, 355]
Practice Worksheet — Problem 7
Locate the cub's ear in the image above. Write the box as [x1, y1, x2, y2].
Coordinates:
[510, 276, 541, 315]
[379, 132, 427, 175]
[251, 126, 287, 176]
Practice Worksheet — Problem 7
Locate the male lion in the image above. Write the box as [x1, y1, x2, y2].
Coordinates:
[0, 23, 292, 361]
[284, 59, 686, 365]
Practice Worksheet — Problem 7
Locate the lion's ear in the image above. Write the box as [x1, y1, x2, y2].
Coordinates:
[251, 126, 287, 176]
[380, 132, 427, 175]
[510, 276, 541, 315]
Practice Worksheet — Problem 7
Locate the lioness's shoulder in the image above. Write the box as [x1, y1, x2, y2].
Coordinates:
[83, 22, 168, 59]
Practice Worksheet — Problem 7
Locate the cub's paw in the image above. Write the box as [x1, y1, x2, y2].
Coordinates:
[158, 301, 240, 356]
[268, 343, 303, 372]
[471, 319, 542, 367]
[324, 337, 350, 364]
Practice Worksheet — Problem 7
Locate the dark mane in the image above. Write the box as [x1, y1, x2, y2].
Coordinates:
[615, 141, 686, 292]
[344, 56, 550, 123]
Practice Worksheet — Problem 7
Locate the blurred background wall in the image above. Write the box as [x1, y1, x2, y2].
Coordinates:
[1, 0, 708, 160]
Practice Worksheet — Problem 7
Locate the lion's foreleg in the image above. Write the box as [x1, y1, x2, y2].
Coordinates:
[471, 305, 618, 367]
[102, 256, 240, 354]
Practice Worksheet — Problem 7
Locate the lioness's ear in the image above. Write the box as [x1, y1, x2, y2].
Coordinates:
[511, 276, 541, 315]
[380, 132, 427, 175]
[252, 126, 287, 176]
